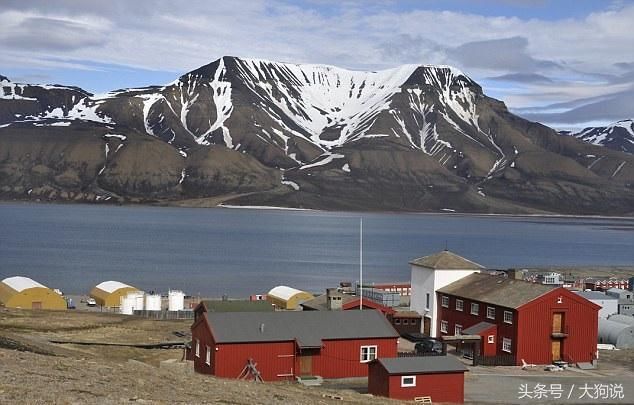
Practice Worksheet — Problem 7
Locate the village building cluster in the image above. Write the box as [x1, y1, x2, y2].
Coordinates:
[2, 250, 633, 403]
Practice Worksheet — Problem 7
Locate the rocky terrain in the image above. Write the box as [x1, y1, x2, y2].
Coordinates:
[561, 119, 634, 154]
[1, 58, 633, 215]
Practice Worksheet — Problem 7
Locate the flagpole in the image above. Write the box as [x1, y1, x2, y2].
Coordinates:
[360, 217, 363, 310]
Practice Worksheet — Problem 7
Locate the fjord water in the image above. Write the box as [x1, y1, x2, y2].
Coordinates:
[1, 203, 633, 297]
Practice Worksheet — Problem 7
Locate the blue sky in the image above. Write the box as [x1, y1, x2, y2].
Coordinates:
[0, 0, 632, 129]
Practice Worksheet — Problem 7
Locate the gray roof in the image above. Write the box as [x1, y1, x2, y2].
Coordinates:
[437, 273, 555, 309]
[410, 250, 484, 270]
[376, 356, 468, 375]
[463, 321, 495, 335]
[573, 291, 617, 301]
[205, 310, 398, 347]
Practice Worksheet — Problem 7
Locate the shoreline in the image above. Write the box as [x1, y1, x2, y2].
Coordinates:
[1, 199, 634, 220]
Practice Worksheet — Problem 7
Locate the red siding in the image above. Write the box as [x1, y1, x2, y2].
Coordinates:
[216, 341, 296, 381]
[368, 362, 464, 403]
[312, 338, 397, 378]
[192, 316, 398, 380]
[516, 288, 598, 365]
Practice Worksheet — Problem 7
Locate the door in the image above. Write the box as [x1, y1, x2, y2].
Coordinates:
[299, 354, 312, 375]
[423, 317, 431, 336]
[552, 313, 563, 333]
[31, 301, 42, 310]
[551, 340, 561, 361]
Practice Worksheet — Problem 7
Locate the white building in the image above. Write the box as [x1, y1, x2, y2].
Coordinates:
[573, 291, 618, 319]
[410, 250, 483, 337]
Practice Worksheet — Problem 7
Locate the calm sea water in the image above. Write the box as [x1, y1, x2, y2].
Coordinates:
[1, 203, 633, 297]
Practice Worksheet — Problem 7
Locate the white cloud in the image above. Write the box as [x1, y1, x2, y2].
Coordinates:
[0, 0, 632, 125]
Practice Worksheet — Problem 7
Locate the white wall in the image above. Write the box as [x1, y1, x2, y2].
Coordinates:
[595, 299, 618, 318]
[410, 265, 479, 337]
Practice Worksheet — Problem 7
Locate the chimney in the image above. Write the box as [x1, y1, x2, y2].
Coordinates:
[326, 288, 343, 311]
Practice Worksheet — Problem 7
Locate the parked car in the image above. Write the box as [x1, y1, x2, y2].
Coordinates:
[86, 297, 97, 306]
[414, 338, 444, 354]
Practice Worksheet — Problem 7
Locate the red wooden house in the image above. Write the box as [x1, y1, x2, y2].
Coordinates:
[437, 273, 600, 365]
[368, 356, 468, 403]
[191, 310, 399, 381]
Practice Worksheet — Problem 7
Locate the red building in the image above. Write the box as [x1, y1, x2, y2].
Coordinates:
[368, 356, 468, 403]
[191, 310, 399, 381]
[580, 277, 629, 292]
[437, 273, 600, 365]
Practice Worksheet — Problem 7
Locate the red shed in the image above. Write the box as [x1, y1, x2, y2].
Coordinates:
[368, 356, 468, 403]
[191, 310, 399, 381]
[437, 273, 600, 365]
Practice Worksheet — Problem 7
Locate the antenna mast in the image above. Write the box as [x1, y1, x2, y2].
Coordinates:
[359, 218, 363, 310]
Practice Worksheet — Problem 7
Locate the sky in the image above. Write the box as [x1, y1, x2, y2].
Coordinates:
[0, 0, 632, 131]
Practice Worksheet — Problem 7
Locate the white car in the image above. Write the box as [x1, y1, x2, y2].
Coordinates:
[86, 298, 97, 306]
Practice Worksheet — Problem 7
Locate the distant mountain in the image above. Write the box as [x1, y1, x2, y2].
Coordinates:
[562, 120, 634, 154]
[1, 57, 634, 215]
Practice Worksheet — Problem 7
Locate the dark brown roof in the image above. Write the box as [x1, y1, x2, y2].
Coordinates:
[409, 250, 484, 270]
[463, 321, 495, 335]
[375, 356, 468, 375]
[437, 273, 555, 309]
[300, 293, 357, 311]
[393, 310, 422, 319]
[200, 300, 274, 312]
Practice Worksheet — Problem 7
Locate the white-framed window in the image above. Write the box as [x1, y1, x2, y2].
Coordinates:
[456, 299, 464, 311]
[504, 311, 513, 324]
[440, 320, 448, 333]
[401, 375, 416, 387]
[487, 306, 495, 319]
[441, 295, 449, 308]
[205, 345, 211, 365]
[488, 335, 495, 344]
[502, 337, 512, 353]
[403, 319, 409, 325]
[455, 324, 463, 336]
[394, 319, 401, 325]
[426, 293, 430, 310]
[411, 319, 417, 325]
[471, 303, 479, 315]
[360, 345, 377, 363]
[195, 339, 200, 358]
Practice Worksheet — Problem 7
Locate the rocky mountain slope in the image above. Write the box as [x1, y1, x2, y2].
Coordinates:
[561, 119, 634, 154]
[1, 57, 633, 215]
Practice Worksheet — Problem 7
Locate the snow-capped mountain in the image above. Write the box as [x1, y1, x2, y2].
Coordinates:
[1, 57, 634, 215]
[563, 120, 634, 154]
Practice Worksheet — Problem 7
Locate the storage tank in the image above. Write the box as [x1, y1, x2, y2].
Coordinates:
[134, 291, 145, 311]
[168, 290, 184, 311]
[608, 314, 634, 326]
[120, 294, 136, 315]
[145, 294, 162, 311]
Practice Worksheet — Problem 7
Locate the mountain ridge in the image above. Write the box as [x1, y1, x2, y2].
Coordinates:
[562, 119, 634, 154]
[1, 57, 633, 215]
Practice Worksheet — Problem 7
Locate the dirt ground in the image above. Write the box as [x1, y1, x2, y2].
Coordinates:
[0, 308, 399, 404]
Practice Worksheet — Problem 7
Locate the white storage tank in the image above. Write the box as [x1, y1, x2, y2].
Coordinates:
[145, 294, 162, 311]
[120, 293, 136, 315]
[134, 291, 145, 311]
[168, 290, 184, 311]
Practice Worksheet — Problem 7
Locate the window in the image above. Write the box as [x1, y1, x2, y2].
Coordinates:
[195, 339, 200, 358]
[441, 295, 449, 308]
[394, 319, 401, 325]
[403, 319, 409, 325]
[440, 320, 448, 333]
[487, 335, 495, 344]
[411, 319, 417, 325]
[455, 324, 463, 336]
[205, 345, 211, 365]
[426, 293, 430, 310]
[504, 311, 513, 324]
[456, 299, 464, 311]
[360, 345, 377, 362]
[471, 303, 479, 315]
[487, 306, 495, 319]
[502, 338, 512, 353]
[401, 376, 416, 387]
